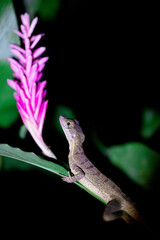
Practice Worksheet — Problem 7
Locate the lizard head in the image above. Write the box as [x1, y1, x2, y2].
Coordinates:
[59, 116, 85, 145]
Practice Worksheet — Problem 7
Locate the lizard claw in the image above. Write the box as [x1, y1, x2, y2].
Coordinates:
[62, 171, 74, 183]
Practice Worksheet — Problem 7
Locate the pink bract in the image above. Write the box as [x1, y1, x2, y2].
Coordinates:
[7, 13, 56, 159]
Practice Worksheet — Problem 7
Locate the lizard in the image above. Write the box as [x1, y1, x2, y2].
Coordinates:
[59, 115, 144, 224]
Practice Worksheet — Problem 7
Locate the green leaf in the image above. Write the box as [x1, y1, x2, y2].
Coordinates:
[53, 105, 76, 134]
[141, 108, 160, 139]
[94, 138, 160, 189]
[0, 61, 19, 128]
[0, 144, 68, 176]
[0, 0, 20, 60]
[1, 156, 34, 171]
[0, 143, 106, 204]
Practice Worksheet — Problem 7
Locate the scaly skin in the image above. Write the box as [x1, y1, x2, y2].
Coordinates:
[59, 116, 143, 224]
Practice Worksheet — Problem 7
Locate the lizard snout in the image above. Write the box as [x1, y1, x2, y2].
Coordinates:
[59, 115, 66, 125]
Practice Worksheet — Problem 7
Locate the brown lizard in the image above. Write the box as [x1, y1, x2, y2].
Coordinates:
[59, 115, 144, 224]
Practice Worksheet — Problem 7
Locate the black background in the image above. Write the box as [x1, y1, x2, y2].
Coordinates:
[1, 0, 159, 238]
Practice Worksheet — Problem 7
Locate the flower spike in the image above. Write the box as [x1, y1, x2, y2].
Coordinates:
[7, 13, 56, 159]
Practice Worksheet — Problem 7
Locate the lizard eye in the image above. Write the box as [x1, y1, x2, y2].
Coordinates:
[65, 119, 74, 128]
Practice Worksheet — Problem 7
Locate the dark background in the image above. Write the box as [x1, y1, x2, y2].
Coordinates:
[1, 0, 159, 238]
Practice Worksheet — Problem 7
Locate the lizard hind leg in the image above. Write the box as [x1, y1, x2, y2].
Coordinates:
[103, 199, 135, 223]
[103, 199, 124, 222]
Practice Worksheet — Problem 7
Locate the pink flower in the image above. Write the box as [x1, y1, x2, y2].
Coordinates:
[7, 13, 56, 159]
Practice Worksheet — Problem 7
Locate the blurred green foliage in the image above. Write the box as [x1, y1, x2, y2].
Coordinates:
[0, 0, 20, 60]
[94, 137, 160, 189]
[24, 0, 60, 20]
[141, 108, 160, 139]
[0, 61, 19, 127]
[0, 0, 20, 127]
[107, 142, 160, 189]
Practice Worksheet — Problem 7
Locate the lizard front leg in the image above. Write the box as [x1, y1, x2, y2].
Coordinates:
[62, 164, 85, 183]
